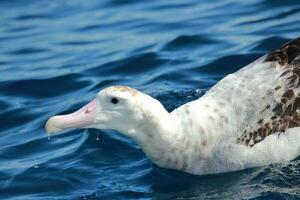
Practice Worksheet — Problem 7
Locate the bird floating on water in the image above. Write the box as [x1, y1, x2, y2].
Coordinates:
[46, 38, 300, 175]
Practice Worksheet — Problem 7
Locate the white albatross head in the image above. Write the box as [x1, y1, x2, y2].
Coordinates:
[45, 86, 172, 144]
[45, 86, 200, 173]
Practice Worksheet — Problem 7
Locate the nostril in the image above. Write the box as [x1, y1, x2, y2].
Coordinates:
[85, 107, 92, 114]
[82, 99, 96, 114]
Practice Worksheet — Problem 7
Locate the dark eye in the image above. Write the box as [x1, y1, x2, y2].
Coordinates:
[110, 97, 118, 104]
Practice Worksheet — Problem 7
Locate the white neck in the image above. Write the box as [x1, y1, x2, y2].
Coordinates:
[135, 113, 184, 166]
[124, 106, 202, 172]
[118, 95, 209, 173]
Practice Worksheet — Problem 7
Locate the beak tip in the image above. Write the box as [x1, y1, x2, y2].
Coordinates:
[45, 117, 61, 134]
[45, 99, 97, 134]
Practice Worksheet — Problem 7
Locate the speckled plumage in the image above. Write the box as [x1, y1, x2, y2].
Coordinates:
[46, 38, 300, 175]
[236, 38, 300, 147]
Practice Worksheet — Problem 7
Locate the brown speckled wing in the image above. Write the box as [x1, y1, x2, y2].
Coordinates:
[237, 37, 300, 147]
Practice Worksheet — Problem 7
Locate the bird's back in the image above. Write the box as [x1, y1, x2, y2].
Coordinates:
[170, 38, 300, 174]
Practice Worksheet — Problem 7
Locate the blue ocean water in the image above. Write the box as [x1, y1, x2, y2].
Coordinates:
[0, 0, 300, 199]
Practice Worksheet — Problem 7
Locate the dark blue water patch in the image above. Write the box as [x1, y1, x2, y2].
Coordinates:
[86, 52, 169, 76]
[252, 163, 300, 187]
[261, 0, 300, 7]
[76, 22, 128, 32]
[0, 30, 46, 42]
[103, 0, 143, 7]
[59, 40, 100, 46]
[15, 14, 51, 21]
[190, 54, 263, 76]
[147, 1, 194, 11]
[8, 47, 49, 55]
[0, 74, 90, 98]
[129, 44, 157, 55]
[0, 170, 78, 199]
[91, 190, 152, 200]
[0, 60, 8, 66]
[90, 80, 119, 93]
[78, 18, 155, 33]
[145, 71, 188, 85]
[0, 1, 25, 9]
[3, 24, 36, 33]
[0, 107, 40, 132]
[252, 36, 290, 52]
[163, 34, 218, 50]
[250, 192, 299, 200]
[0, 99, 11, 112]
[143, 168, 260, 199]
[239, 7, 300, 25]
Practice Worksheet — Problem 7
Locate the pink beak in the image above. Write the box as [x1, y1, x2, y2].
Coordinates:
[45, 99, 97, 134]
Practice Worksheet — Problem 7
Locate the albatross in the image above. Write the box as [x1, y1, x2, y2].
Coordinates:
[45, 38, 300, 175]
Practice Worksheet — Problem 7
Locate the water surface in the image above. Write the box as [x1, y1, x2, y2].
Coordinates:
[0, 0, 300, 199]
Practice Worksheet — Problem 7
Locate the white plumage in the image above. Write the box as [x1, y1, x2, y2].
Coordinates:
[46, 38, 300, 175]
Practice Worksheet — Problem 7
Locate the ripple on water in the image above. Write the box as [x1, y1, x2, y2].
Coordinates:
[86, 52, 169, 76]
[163, 34, 218, 50]
[0, 74, 90, 98]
